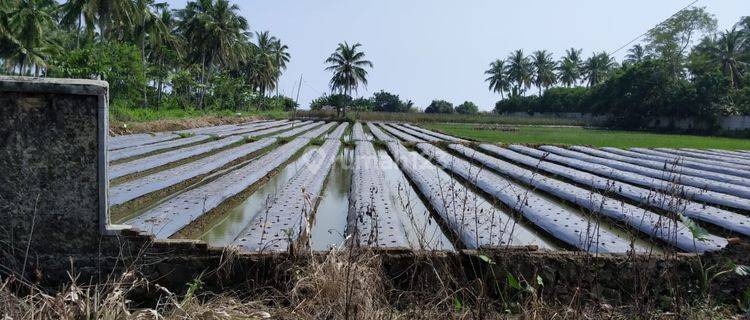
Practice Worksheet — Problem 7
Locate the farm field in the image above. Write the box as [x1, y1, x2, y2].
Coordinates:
[422, 123, 750, 149]
[108, 120, 750, 254]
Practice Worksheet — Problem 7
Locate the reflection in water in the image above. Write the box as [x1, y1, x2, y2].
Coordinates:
[310, 147, 354, 251]
[198, 146, 317, 247]
[377, 149, 454, 251]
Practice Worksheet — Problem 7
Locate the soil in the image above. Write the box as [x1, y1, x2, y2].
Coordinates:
[109, 115, 270, 136]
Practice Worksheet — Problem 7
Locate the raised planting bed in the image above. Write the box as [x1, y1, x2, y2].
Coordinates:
[387, 142, 552, 249]
[124, 123, 336, 238]
[233, 123, 348, 252]
[447, 143, 726, 252]
[480, 144, 750, 237]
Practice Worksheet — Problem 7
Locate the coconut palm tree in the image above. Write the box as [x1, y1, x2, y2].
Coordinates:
[59, 0, 135, 42]
[251, 31, 289, 95]
[177, 0, 249, 108]
[582, 52, 617, 87]
[557, 48, 582, 87]
[8, 0, 58, 76]
[531, 50, 557, 95]
[704, 27, 747, 89]
[484, 59, 510, 99]
[564, 48, 582, 65]
[0, 2, 22, 72]
[324, 42, 373, 117]
[625, 44, 648, 64]
[505, 49, 532, 96]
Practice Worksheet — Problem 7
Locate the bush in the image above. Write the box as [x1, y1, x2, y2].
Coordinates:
[49, 41, 146, 107]
[455, 101, 479, 115]
[351, 97, 374, 112]
[494, 96, 539, 114]
[372, 90, 408, 112]
[734, 87, 750, 114]
[424, 100, 454, 114]
[537, 87, 589, 113]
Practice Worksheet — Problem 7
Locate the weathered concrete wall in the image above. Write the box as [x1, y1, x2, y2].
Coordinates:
[0, 76, 124, 282]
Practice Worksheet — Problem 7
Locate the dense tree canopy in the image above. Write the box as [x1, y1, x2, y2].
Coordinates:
[1, 0, 296, 112]
[488, 9, 750, 130]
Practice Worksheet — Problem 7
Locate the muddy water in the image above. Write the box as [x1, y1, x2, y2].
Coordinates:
[197, 145, 318, 247]
[310, 147, 354, 250]
[377, 149, 455, 251]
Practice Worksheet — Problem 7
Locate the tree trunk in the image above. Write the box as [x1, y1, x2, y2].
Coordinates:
[77, 16, 82, 48]
[141, 40, 148, 108]
[198, 52, 207, 109]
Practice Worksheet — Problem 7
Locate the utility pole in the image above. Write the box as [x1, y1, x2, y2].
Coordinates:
[294, 74, 303, 119]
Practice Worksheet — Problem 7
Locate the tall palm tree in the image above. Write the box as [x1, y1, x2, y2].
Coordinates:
[0, 1, 23, 72]
[505, 49, 532, 96]
[8, 0, 58, 76]
[59, 0, 135, 42]
[564, 48, 582, 66]
[149, 12, 181, 107]
[557, 48, 582, 87]
[251, 31, 289, 95]
[625, 44, 647, 64]
[531, 50, 557, 95]
[177, 0, 249, 108]
[324, 42, 373, 117]
[582, 52, 617, 87]
[704, 26, 747, 89]
[484, 59, 510, 99]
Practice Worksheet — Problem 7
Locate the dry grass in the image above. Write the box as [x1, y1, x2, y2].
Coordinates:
[1, 247, 743, 320]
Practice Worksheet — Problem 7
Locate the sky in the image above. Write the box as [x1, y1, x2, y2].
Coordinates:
[166, 0, 750, 111]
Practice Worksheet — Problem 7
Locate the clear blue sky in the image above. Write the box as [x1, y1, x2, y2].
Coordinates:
[166, 0, 750, 111]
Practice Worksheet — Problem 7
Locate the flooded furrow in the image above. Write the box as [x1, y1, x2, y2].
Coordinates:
[309, 147, 354, 251]
[197, 145, 319, 247]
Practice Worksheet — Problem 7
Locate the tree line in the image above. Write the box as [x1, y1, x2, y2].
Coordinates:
[0, 0, 295, 112]
[485, 9, 750, 130]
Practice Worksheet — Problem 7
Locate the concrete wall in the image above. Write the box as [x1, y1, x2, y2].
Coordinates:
[0, 77, 139, 283]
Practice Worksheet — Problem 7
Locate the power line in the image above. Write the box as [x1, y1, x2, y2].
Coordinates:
[610, 0, 699, 55]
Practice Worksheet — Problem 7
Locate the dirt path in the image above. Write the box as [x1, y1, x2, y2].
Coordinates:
[109, 115, 275, 136]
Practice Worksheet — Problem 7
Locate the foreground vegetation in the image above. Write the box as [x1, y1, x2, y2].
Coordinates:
[2, 247, 747, 319]
[424, 123, 750, 149]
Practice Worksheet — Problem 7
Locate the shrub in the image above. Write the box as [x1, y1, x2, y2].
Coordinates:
[425, 100, 455, 114]
[49, 41, 146, 107]
[455, 101, 479, 115]
[537, 87, 589, 113]
[372, 90, 408, 112]
[494, 96, 539, 114]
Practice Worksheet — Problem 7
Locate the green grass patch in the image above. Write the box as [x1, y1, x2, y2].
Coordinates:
[424, 123, 750, 150]
[310, 137, 325, 146]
